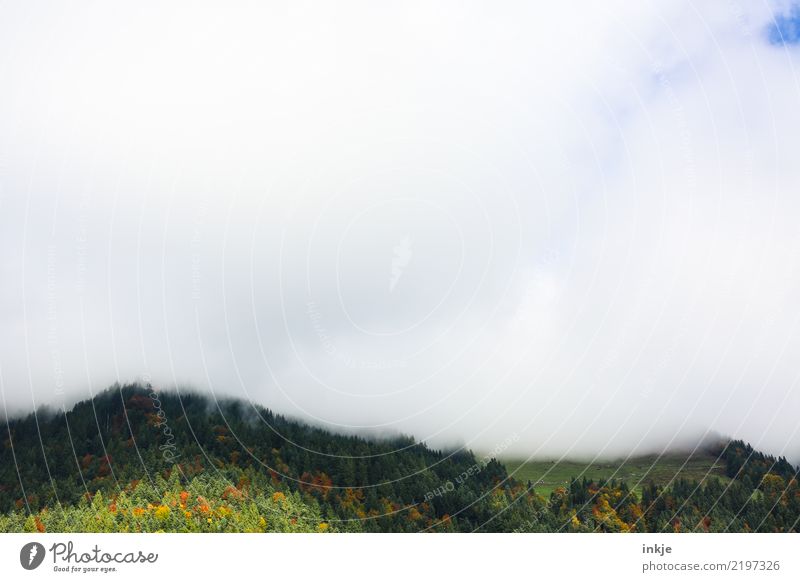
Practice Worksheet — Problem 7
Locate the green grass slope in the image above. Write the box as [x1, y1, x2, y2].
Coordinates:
[504, 451, 730, 497]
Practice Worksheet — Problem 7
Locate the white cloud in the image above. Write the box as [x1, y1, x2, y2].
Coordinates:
[1, 1, 799, 462]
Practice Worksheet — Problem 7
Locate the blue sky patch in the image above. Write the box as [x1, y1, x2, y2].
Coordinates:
[768, 7, 800, 45]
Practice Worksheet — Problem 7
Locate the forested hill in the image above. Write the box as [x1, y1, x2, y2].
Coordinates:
[1, 384, 798, 532]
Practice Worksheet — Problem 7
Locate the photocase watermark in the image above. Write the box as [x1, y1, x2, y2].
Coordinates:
[652, 60, 696, 194]
[18, 540, 160, 574]
[75, 189, 90, 296]
[190, 199, 209, 303]
[20, 542, 46, 570]
[149, 391, 181, 463]
[46, 245, 65, 396]
[306, 301, 406, 370]
[727, 0, 753, 38]
[424, 480, 455, 501]
[639, 321, 690, 401]
[511, 507, 549, 533]
[423, 434, 520, 502]
[389, 235, 413, 292]
[51, 541, 158, 565]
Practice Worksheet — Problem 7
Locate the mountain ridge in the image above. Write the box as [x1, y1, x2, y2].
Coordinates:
[1, 383, 798, 532]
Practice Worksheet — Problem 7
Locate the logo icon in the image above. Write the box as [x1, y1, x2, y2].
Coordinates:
[20, 542, 46, 570]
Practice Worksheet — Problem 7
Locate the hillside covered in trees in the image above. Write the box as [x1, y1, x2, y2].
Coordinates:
[1, 384, 798, 532]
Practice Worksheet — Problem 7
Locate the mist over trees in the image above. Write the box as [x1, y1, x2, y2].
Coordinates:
[1, 385, 798, 533]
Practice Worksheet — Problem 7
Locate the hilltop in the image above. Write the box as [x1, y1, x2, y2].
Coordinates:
[1, 384, 797, 532]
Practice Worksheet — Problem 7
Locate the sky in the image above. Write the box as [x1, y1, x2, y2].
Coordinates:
[2, 1, 800, 462]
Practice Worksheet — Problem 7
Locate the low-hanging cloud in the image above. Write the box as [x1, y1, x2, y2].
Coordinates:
[2, 1, 800, 463]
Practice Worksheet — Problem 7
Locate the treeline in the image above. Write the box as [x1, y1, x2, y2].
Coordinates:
[1, 384, 798, 532]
